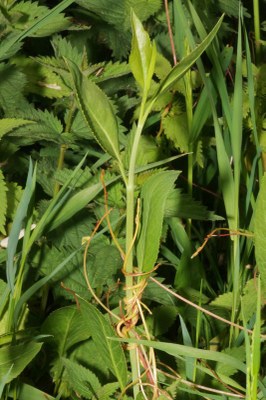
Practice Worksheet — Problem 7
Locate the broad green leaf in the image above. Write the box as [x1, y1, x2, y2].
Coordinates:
[41, 306, 91, 356]
[254, 174, 266, 292]
[137, 171, 178, 272]
[0, 341, 42, 383]
[0, 170, 7, 235]
[62, 358, 101, 399]
[79, 298, 127, 390]
[129, 11, 157, 94]
[113, 337, 246, 374]
[153, 14, 224, 98]
[67, 59, 121, 161]
[0, 118, 35, 140]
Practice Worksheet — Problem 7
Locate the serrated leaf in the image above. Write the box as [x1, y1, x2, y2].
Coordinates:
[129, 11, 156, 94]
[62, 358, 101, 399]
[0, 342, 42, 383]
[137, 171, 178, 272]
[165, 189, 224, 221]
[0, 0, 76, 60]
[79, 298, 127, 390]
[162, 111, 189, 153]
[254, 174, 266, 292]
[67, 59, 121, 161]
[0, 119, 35, 140]
[0, 170, 7, 235]
[154, 14, 224, 98]
[216, 346, 246, 377]
[95, 381, 120, 400]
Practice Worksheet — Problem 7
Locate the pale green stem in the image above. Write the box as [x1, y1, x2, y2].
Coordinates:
[253, 0, 261, 62]
[125, 94, 150, 397]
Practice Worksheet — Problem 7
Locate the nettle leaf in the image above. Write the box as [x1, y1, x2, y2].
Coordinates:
[129, 11, 156, 94]
[0, 63, 27, 112]
[163, 111, 189, 153]
[5, 182, 22, 221]
[240, 278, 263, 322]
[0, 342, 42, 383]
[67, 60, 121, 161]
[52, 36, 84, 65]
[137, 171, 178, 273]
[0, 170, 7, 235]
[165, 189, 224, 221]
[79, 298, 127, 390]
[0, 119, 35, 140]
[254, 174, 266, 292]
[62, 358, 101, 399]
[153, 14, 224, 98]
[8, 108, 64, 145]
[216, 346, 246, 377]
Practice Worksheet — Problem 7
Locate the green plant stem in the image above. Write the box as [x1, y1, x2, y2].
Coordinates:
[253, 0, 261, 62]
[125, 95, 151, 397]
[53, 105, 76, 197]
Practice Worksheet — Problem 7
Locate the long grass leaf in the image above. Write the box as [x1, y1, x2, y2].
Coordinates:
[0, 0, 75, 60]
[6, 160, 36, 292]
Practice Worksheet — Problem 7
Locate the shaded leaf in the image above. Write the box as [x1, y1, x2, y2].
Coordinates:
[0, 342, 42, 383]
[165, 189, 224, 221]
[62, 358, 101, 399]
[0, 170, 7, 235]
[79, 298, 127, 390]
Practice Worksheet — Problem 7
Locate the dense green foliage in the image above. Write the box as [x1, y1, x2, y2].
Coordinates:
[0, 0, 265, 399]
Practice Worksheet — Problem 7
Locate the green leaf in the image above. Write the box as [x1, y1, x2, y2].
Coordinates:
[0, 170, 7, 235]
[113, 337, 246, 374]
[165, 189, 224, 221]
[0, 118, 35, 140]
[6, 160, 36, 292]
[79, 298, 127, 390]
[137, 171, 178, 272]
[0, 341, 42, 383]
[129, 11, 157, 94]
[48, 175, 119, 232]
[254, 174, 266, 292]
[42, 306, 91, 356]
[11, 383, 55, 400]
[67, 59, 121, 161]
[154, 14, 224, 98]
[62, 358, 101, 399]
[0, 0, 76, 60]
[162, 111, 189, 153]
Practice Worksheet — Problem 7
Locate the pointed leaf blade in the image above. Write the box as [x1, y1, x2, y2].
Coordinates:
[129, 11, 156, 93]
[67, 60, 121, 161]
[154, 14, 224, 97]
[137, 171, 179, 272]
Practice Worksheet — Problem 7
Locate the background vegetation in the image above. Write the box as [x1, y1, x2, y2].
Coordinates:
[0, 0, 265, 399]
